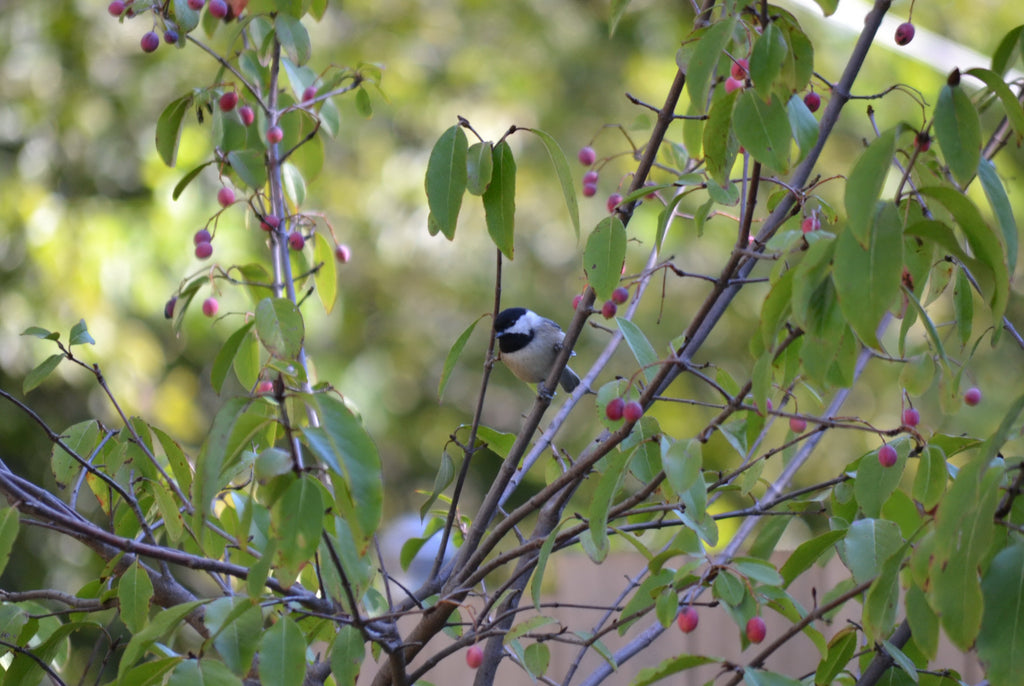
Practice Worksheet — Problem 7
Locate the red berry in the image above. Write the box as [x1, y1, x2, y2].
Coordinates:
[611, 286, 629, 305]
[895, 22, 915, 46]
[964, 387, 982, 406]
[677, 607, 699, 633]
[583, 170, 599, 185]
[164, 296, 177, 319]
[724, 77, 744, 93]
[789, 416, 807, 433]
[217, 187, 235, 207]
[108, 1, 126, 15]
[606, 193, 622, 213]
[730, 58, 749, 80]
[601, 300, 617, 319]
[202, 297, 219, 317]
[334, 244, 351, 263]
[624, 401, 644, 422]
[801, 216, 820, 233]
[466, 645, 484, 669]
[302, 85, 318, 103]
[288, 231, 305, 251]
[746, 616, 766, 644]
[915, 132, 931, 152]
[902, 408, 920, 427]
[578, 146, 597, 166]
[582, 183, 598, 197]
[803, 91, 821, 113]
[878, 444, 898, 468]
[194, 241, 213, 259]
[208, 0, 228, 18]
[193, 229, 212, 245]
[239, 106, 255, 126]
[218, 91, 238, 112]
[140, 31, 160, 53]
[266, 126, 284, 144]
[606, 397, 625, 421]
[187, 0, 204, 9]
[260, 215, 280, 231]
[257, 380, 274, 394]
[572, 294, 584, 310]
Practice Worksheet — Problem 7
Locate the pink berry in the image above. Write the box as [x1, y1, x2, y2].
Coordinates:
[803, 91, 821, 113]
[746, 616, 766, 644]
[217, 187, 235, 207]
[266, 126, 284, 144]
[606, 193, 622, 214]
[624, 401, 644, 422]
[895, 22, 915, 46]
[677, 607, 699, 634]
[187, 0, 204, 9]
[302, 85, 318, 103]
[140, 31, 160, 53]
[334, 244, 351, 263]
[239, 106, 255, 126]
[789, 416, 807, 433]
[260, 215, 280, 231]
[582, 183, 598, 197]
[606, 397, 625, 421]
[218, 91, 238, 112]
[601, 300, 617, 319]
[193, 229, 212, 245]
[611, 286, 629, 305]
[878, 444, 898, 468]
[164, 296, 177, 319]
[194, 241, 213, 259]
[257, 380, 274, 394]
[801, 216, 820, 233]
[964, 387, 982, 406]
[583, 170, 599, 185]
[578, 146, 597, 166]
[202, 297, 219, 317]
[466, 645, 484, 669]
[288, 231, 305, 251]
[724, 77, 744, 93]
[108, 1, 126, 16]
[902, 408, 920, 427]
[572, 294, 584, 311]
[730, 58, 749, 80]
[208, 0, 228, 18]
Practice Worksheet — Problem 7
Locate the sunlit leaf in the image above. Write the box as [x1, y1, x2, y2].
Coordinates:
[424, 125, 468, 239]
[934, 76, 981, 186]
[844, 127, 897, 246]
[482, 140, 516, 259]
[733, 90, 790, 172]
[526, 127, 581, 240]
[583, 216, 627, 301]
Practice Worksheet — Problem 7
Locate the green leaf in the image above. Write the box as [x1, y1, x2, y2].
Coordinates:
[70, 318, 95, 345]
[934, 78, 981, 186]
[978, 543, 1024, 686]
[991, 25, 1024, 75]
[330, 626, 365, 686]
[632, 654, 719, 686]
[274, 14, 311, 65]
[838, 518, 903, 584]
[482, 139, 516, 259]
[156, 94, 192, 167]
[856, 442, 907, 518]
[733, 557, 783, 586]
[780, 529, 844, 587]
[661, 439, 701, 499]
[712, 569, 745, 607]
[816, 627, 857, 685]
[206, 598, 262, 675]
[586, 450, 630, 563]
[743, 669, 804, 686]
[524, 642, 550, 678]
[21, 326, 59, 340]
[171, 0, 200, 33]
[271, 475, 324, 586]
[255, 297, 305, 360]
[354, 87, 372, 117]
[976, 158, 1018, 277]
[733, 89, 791, 172]
[465, 141, 493, 195]
[313, 232, 338, 313]
[952, 268, 974, 349]
[881, 640, 919, 683]
[0, 507, 19, 578]
[173, 161, 215, 200]
[684, 16, 735, 110]
[912, 445, 947, 511]
[258, 616, 306, 686]
[118, 562, 154, 634]
[608, 0, 631, 37]
[832, 203, 903, 348]
[844, 127, 897, 245]
[965, 68, 1024, 147]
[226, 150, 268, 190]
[703, 88, 739, 187]
[425, 125, 468, 239]
[438, 315, 482, 401]
[418, 451, 454, 521]
[617, 318, 660, 383]
[584, 216, 627, 301]
[281, 162, 306, 207]
[211, 321, 256, 394]
[23, 354, 63, 394]
[808, 0, 838, 15]
[119, 601, 205, 677]
[749, 22, 787, 99]
[906, 584, 939, 661]
[863, 551, 903, 643]
[526, 127, 581, 240]
[530, 520, 567, 611]
[786, 93, 819, 162]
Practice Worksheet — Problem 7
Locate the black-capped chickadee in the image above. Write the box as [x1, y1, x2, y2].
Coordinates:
[494, 307, 581, 393]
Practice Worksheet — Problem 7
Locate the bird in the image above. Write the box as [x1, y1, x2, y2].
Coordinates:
[494, 307, 581, 393]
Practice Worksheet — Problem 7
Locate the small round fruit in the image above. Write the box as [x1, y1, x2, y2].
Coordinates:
[218, 91, 238, 112]
[140, 31, 160, 53]
[260, 215, 280, 231]
[607, 193, 622, 213]
[266, 126, 284, 144]
[801, 216, 820, 233]
[724, 77, 744, 93]
[895, 21, 915, 46]
[217, 187, 235, 207]
[302, 85, 318, 103]
[624, 401, 644, 422]
[163, 28, 179, 44]
[108, 1, 126, 15]
[288, 231, 305, 251]
[202, 297, 219, 317]
[578, 146, 597, 166]
[964, 387, 982, 406]
[878, 443, 898, 468]
[193, 228, 212, 245]
[606, 397, 625, 421]
[789, 416, 807, 433]
[803, 91, 821, 113]
[164, 296, 177, 319]
[239, 105, 255, 126]
[677, 606, 699, 634]
[194, 241, 213, 259]
[187, 0, 204, 9]
[208, 0, 228, 18]
[902, 407, 920, 427]
[611, 286, 629, 305]
[746, 616, 766, 644]
[257, 380, 274, 394]
[730, 58, 749, 80]
[334, 244, 351, 263]
[572, 294, 584, 310]
[466, 645, 484, 669]
[583, 170, 599, 185]
[582, 183, 598, 198]
[601, 300, 617, 319]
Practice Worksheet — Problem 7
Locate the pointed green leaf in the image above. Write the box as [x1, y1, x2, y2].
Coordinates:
[661, 439, 701, 499]
[70, 319, 95, 345]
[786, 93, 819, 161]
[952, 268, 974, 348]
[438, 316, 482, 401]
[465, 141, 493, 195]
[844, 127, 897, 245]
[906, 585, 939, 661]
[23, 354, 63, 394]
[749, 22, 787, 98]
[934, 79, 981, 186]
[608, 0, 631, 37]
[255, 297, 304, 360]
[482, 139, 516, 259]
[976, 158, 1018, 276]
[0, 507, 19, 578]
[425, 125, 468, 239]
[211, 321, 256, 394]
[119, 601, 205, 677]
[156, 94, 192, 167]
[583, 216, 627, 301]
[313, 232, 338, 313]
[863, 552, 902, 642]
[587, 451, 630, 563]
[272, 475, 324, 586]
[274, 14, 311, 66]
[966, 68, 1024, 146]
[331, 626, 365, 686]
[838, 518, 903, 584]
[780, 530, 845, 587]
[118, 562, 154, 633]
[526, 127, 581, 240]
[617, 318, 659, 383]
[703, 88, 739, 187]
[226, 150, 268, 190]
[978, 543, 1024, 686]
[733, 90, 791, 171]
[258, 616, 306, 686]
[991, 25, 1024, 76]
[684, 17, 736, 109]
[173, 161, 215, 200]
[531, 520, 567, 611]
[633, 654, 719, 686]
